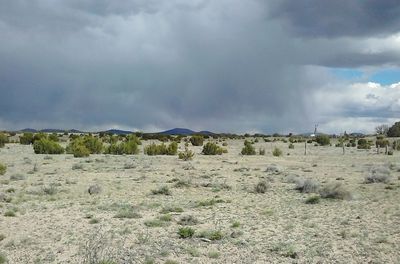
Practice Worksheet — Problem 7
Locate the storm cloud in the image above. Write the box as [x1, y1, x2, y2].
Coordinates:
[0, 0, 399, 133]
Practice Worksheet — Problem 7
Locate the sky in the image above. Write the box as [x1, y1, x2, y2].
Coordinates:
[0, 0, 400, 134]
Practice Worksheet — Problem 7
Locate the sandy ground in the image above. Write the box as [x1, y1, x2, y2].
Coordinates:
[0, 138, 400, 263]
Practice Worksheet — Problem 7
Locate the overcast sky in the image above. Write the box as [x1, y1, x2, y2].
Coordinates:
[0, 0, 399, 134]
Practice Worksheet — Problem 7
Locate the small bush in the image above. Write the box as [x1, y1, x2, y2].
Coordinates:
[178, 215, 198, 226]
[0, 163, 6, 175]
[255, 181, 269, 193]
[151, 186, 171, 195]
[365, 167, 391, 183]
[259, 148, 265, 155]
[357, 138, 371, 149]
[316, 135, 330, 146]
[190, 135, 204, 146]
[202, 142, 225, 155]
[0, 253, 7, 264]
[241, 140, 256, 155]
[198, 230, 224, 241]
[178, 147, 194, 161]
[319, 182, 352, 200]
[392, 140, 400, 151]
[305, 195, 320, 204]
[0, 133, 8, 148]
[19, 133, 34, 145]
[295, 179, 319, 193]
[144, 142, 177, 155]
[104, 139, 139, 155]
[288, 143, 294, 149]
[33, 138, 64, 154]
[48, 133, 59, 142]
[178, 227, 195, 238]
[272, 147, 282, 157]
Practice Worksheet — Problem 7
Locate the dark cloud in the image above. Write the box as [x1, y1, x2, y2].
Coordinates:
[0, 0, 399, 133]
[269, 0, 400, 38]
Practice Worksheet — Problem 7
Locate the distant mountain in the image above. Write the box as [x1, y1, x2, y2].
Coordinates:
[40, 128, 66, 133]
[159, 128, 195, 135]
[68, 129, 83, 133]
[197, 130, 215, 135]
[159, 128, 215, 136]
[20, 128, 37, 133]
[103, 129, 133, 135]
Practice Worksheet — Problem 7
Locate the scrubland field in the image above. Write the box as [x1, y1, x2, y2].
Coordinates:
[0, 136, 400, 263]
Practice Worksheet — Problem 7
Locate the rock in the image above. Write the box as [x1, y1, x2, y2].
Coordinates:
[88, 184, 102, 195]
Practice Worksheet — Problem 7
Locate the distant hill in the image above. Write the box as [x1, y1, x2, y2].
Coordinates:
[159, 128, 214, 136]
[102, 129, 133, 135]
[20, 128, 37, 133]
[40, 128, 67, 133]
[159, 128, 195, 135]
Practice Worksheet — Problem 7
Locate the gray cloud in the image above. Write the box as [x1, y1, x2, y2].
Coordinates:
[0, 0, 399, 133]
[269, 0, 400, 38]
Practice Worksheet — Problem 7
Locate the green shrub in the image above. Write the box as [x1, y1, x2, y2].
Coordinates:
[202, 142, 225, 155]
[178, 147, 194, 161]
[0, 253, 7, 264]
[190, 135, 204, 146]
[305, 195, 320, 204]
[144, 142, 177, 155]
[48, 133, 59, 142]
[33, 138, 64, 154]
[0, 163, 6, 175]
[178, 227, 195, 238]
[357, 138, 371, 149]
[288, 143, 294, 149]
[33, 132, 47, 143]
[82, 136, 103, 154]
[241, 140, 256, 155]
[19, 132, 34, 145]
[198, 230, 224, 241]
[316, 134, 330, 146]
[72, 144, 90, 157]
[272, 147, 282, 157]
[104, 138, 139, 155]
[0, 133, 8, 148]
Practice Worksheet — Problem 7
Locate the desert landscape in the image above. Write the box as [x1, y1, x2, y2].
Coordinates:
[0, 133, 399, 263]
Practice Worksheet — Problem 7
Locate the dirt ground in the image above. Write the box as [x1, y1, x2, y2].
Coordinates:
[0, 138, 399, 263]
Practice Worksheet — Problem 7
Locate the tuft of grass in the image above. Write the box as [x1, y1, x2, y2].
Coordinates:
[196, 198, 224, 207]
[0, 253, 7, 264]
[231, 221, 241, 228]
[178, 215, 198, 226]
[89, 218, 100, 224]
[208, 250, 220, 259]
[4, 210, 16, 217]
[305, 195, 320, 204]
[144, 219, 165, 228]
[160, 206, 183, 214]
[295, 178, 319, 193]
[114, 210, 141, 219]
[9, 174, 25, 181]
[0, 163, 6, 175]
[178, 227, 195, 238]
[254, 181, 269, 193]
[197, 230, 224, 241]
[365, 167, 391, 183]
[151, 186, 171, 195]
[319, 183, 352, 200]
